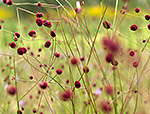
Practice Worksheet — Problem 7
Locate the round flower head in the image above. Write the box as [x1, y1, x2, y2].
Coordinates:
[70, 57, 78, 65]
[28, 30, 36, 37]
[32, 108, 37, 113]
[50, 30, 56, 37]
[44, 40, 51, 48]
[54, 52, 60, 58]
[36, 12, 44, 18]
[111, 60, 118, 66]
[129, 51, 135, 57]
[105, 53, 113, 63]
[14, 32, 20, 38]
[59, 89, 72, 101]
[83, 66, 89, 73]
[145, 15, 150, 21]
[37, 2, 42, 7]
[104, 84, 113, 95]
[130, 24, 138, 31]
[36, 18, 43, 27]
[0, 25, 2, 30]
[6, 0, 13, 5]
[135, 8, 140, 13]
[6, 85, 16, 96]
[3, 0, 7, 4]
[99, 100, 112, 113]
[43, 19, 52, 28]
[103, 21, 111, 29]
[17, 47, 24, 55]
[56, 68, 62, 75]
[133, 61, 139, 68]
[39, 81, 48, 89]
[9, 42, 16, 48]
[74, 80, 81, 88]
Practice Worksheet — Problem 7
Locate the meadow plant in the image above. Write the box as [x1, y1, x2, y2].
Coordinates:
[1, 0, 150, 114]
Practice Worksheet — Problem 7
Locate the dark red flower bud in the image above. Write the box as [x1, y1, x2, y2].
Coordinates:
[74, 80, 81, 88]
[54, 52, 60, 58]
[6, 85, 16, 96]
[103, 21, 111, 29]
[32, 108, 37, 113]
[36, 18, 43, 26]
[36, 12, 44, 18]
[50, 30, 56, 37]
[44, 40, 51, 48]
[17, 47, 24, 55]
[105, 53, 113, 63]
[83, 66, 89, 73]
[56, 68, 62, 75]
[70, 57, 78, 65]
[3, 0, 7, 4]
[14, 32, 20, 38]
[145, 15, 150, 21]
[37, 2, 42, 7]
[129, 51, 135, 57]
[133, 61, 139, 68]
[130, 24, 138, 31]
[28, 30, 36, 37]
[9, 42, 16, 48]
[39, 81, 48, 89]
[135, 8, 140, 13]
[6, 0, 13, 5]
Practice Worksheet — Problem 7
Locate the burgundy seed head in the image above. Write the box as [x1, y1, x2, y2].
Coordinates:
[145, 15, 150, 21]
[36, 18, 43, 26]
[56, 68, 62, 75]
[133, 61, 139, 68]
[39, 64, 42, 67]
[102, 38, 119, 53]
[80, 57, 85, 61]
[28, 30, 36, 37]
[44, 40, 51, 48]
[117, 91, 120, 94]
[38, 48, 42, 52]
[39, 81, 48, 89]
[6, 85, 16, 96]
[103, 21, 111, 29]
[66, 79, 69, 84]
[147, 24, 150, 30]
[32, 108, 36, 113]
[70, 57, 78, 65]
[3, 0, 7, 4]
[142, 40, 146, 43]
[17, 110, 22, 114]
[37, 2, 42, 7]
[50, 30, 56, 37]
[36, 12, 44, 18]
[83, 66, 89, 73]
[130, 24, 138, 31]
[74, 80, 81, 88]
[129, 51, 135, 57]
[105, 53, 113, 63]
[9, 42, 16, 48]
[104, 85, 113, 95]
[43, 19, 52, 28]
[60, 89, 72, 101]
[14, 32, 20, 38]
[6, 0, 13, 5]
[111, 60, 118, 66]
[135, 8, 140, 13]
[29, 76, 33, 80]
[0, 25, 2, 30]
[99, 100, 112, 113]
[17, 47, 24, 55]
[54, 52, 60, 58]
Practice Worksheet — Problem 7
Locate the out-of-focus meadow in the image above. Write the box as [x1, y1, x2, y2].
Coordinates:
[1, 0, 150, 114]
